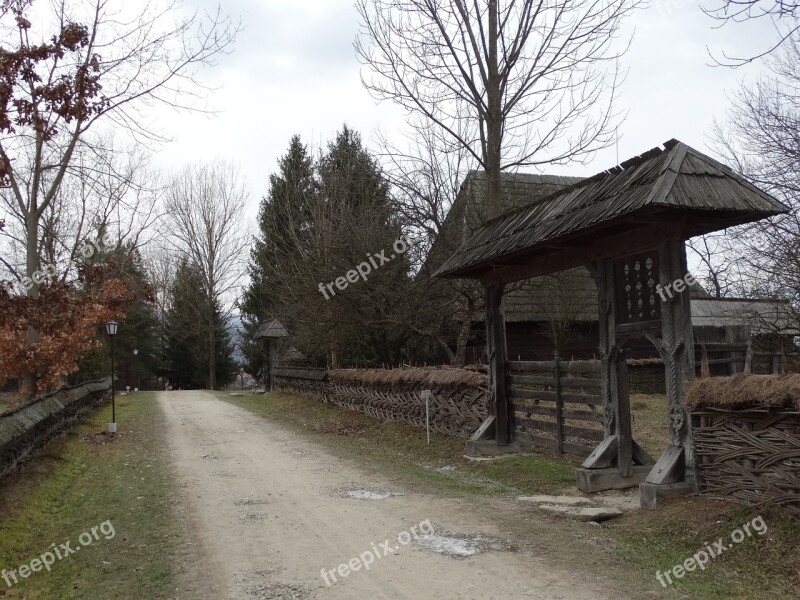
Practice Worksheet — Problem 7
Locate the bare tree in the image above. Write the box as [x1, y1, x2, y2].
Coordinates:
[0, 0, 237, 391]
[686, 233, 743, 297]
[704, 0, 800, 64]
[164, 162, 249, 389]
[356, 0, 638, 221]
[0, 135, 160, 286]
[705, 33, 800, 327]
[377, 120, 484, 365]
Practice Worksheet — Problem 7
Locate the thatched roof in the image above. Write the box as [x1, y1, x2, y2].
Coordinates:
[436, 139, 789, 280]
[330, 367, 486, 388]
[686, 374, 800, 411]
[272, 366, 327, 380]
[254, 319, 289, 340]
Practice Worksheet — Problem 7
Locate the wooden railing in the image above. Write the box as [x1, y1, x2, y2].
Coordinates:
[508, 356, 604, 457]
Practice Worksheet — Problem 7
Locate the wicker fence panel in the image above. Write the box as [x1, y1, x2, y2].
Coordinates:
[273, 370, 488, 438]
[0, 378, 112, 480]
[692, 409, 800, 518]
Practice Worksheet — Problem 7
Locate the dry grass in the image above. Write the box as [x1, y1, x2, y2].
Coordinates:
[631, 393, 669, 458]
[686, 374, 800, 411]
[329, 367, 486, 387]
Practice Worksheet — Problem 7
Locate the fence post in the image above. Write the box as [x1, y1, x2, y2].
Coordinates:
[554, 351, 563, 455]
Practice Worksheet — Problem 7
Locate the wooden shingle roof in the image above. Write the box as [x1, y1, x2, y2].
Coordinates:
[436, 140, 789, 281]
[254, 319, 289, 339]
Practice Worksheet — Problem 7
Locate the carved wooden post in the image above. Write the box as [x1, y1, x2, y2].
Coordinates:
[264, 338, 274, 392]
[648, 239, 695, 485]
[486, 283, 510, 445]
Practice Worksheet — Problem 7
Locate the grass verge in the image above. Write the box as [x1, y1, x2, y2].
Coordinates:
[222, 391, 800, 600]
[0, 393, 193, 599]
[222, 391, 579, 496]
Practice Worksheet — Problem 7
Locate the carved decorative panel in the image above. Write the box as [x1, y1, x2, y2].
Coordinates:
[613, 251, 661, 325]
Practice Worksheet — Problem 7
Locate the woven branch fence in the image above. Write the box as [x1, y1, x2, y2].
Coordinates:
[273, 367, 488, 438]
[688, 375, 800, 518]
[0, 378, 111, 481]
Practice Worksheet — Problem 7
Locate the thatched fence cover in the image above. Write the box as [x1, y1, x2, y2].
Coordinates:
[272, 367, 488, 438]
[688, 375, 800, 518]
[0, 378, 111, 480]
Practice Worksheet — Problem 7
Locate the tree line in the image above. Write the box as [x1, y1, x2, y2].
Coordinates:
[1, 0, 798, 395]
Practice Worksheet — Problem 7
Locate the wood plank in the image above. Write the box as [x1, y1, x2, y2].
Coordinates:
[581, 435, 618, 469]
[508, 388, 603, 406]
[561, 441, 595, 457]
[515, 417, 604, 441]
[508, 389, 557, 402]
[562, 392, 603, 405]
[560, 377, 601, 390]
[507, 375, 557, 387]
[470, 415, 495, 442]
[508, 360, 600, 375]
[615, 351, 633, 477]
[518, 432, 559, 450]
[555, 353, 563, 454]
[508, 374, 599, 389]
[511, 403, 604, 423]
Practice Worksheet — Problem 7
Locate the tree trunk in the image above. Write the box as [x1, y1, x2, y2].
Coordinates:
[454, 295, 476, 367]
[21, 214, 41, 395]
[208, 296, 217, 390]
[484, 0, 503, 221]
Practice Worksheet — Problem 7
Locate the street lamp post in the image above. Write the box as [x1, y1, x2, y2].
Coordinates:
[106, 321, 118, 433]
[133, 348, 139, 391]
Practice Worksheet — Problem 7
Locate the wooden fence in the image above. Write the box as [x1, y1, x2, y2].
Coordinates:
[692, 409, 800, 518]
[508, 357, 604, 457]
[0, 378, 111, 480]
[272, 367, 489, 438]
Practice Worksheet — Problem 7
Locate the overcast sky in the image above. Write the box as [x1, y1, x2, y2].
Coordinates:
[152, 0, 778, 220]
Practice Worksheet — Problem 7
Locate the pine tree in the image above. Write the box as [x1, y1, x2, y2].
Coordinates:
[165, 261, 235, 389]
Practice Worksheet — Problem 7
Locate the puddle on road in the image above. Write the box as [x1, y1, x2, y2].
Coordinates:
[239, 512, 267, 522]
[287, 448, 315, 460]
[234, 497, 270, 506]
[211, 470, 237, 478]
[337, 487, 404, 500]
[415, 532, 515, 559]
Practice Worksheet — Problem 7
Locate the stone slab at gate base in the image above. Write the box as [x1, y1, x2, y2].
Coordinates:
[639, 481, 694, 510]
[575, 465, 652, 492]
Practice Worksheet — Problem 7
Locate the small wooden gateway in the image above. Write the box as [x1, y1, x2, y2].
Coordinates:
[435, 139, 789, 508]
[254, 318, 289, 392]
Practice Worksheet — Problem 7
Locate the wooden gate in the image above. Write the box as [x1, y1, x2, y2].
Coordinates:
[508, 355, 604, 457]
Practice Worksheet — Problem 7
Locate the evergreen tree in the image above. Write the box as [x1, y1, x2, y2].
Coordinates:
[241, 135, 315, 369]
[165, 261, 235, 388]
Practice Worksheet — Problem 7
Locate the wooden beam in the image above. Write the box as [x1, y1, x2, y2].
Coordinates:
[614, 350, 633, 477]
[480, 223, 687, 285]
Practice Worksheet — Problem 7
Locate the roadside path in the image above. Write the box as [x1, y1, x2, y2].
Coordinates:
[158, 391, 625, 600]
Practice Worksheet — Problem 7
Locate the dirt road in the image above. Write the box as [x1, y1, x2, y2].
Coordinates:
[159, 391, 624, 600]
